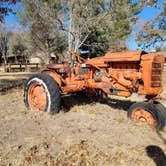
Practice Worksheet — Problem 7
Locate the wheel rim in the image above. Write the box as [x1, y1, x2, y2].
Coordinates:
[28, 82, 47, 111]
[131, 108, 157, 127]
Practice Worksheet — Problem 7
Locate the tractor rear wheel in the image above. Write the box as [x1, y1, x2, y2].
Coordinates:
[128, 102, 165, 130]
[24, 73, 61, 114]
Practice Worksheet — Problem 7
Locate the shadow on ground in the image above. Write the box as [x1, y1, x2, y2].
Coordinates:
[61, 92, 94, 111]
[147, 129, 166, 166]
[107, 98, 135, 111]
[146, 145, 166, 166]
[61, 92, 135, 112]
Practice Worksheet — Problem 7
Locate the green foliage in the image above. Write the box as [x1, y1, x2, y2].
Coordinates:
[66, 0, 111, 55]
[10, 34, 26, 57]
[6, 30, 31, 63]
[80, 0, 142, 57]
[80, 26, 109, 57]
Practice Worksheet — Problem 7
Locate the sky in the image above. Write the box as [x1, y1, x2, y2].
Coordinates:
[5, 2, 23, 31]
[126, 0, 164, 50]
[4, 0, 165, 51]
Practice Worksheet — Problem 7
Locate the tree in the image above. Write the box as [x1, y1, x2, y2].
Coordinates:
[108, 0, 142, 52]
[9, 31, 30, 62]
[19, 0, 67, 64]
[20, 0, 109, 60]
[80, 0, 143, 57]
[0, 25, 9, 63]
[21, 0, 144, 59]
[136, 1, 166, 50]
[20, 0, 159, 62]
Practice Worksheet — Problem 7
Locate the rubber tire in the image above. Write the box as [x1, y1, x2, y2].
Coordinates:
[154, 101, 166, 124]
[24, 73, 61, 114]
[98, 90, 108, 104]
[127, 102, 165, 130]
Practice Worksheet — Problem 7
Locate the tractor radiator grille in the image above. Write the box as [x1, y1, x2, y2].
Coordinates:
[151, 62, 162, 87]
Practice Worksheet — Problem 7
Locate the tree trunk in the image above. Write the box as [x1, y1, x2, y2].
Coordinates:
[3, 51, 7, 64]
[3, 55, 7, 64]
[44, 51, 51, 64]
[68, 2, 74, 65]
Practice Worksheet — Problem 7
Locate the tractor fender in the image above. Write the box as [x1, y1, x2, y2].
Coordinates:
[41, 70, 62, 87]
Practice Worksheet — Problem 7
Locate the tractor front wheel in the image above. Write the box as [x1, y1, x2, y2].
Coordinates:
[24, 73, 61, 114]
[128, 102, 165, 130]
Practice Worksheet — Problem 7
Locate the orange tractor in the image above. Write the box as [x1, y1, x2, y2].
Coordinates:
[24, 51, 166, 129]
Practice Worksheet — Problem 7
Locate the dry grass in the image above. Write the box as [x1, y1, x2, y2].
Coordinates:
[0, 89, 166, 166]
[0, 72, 166, 165]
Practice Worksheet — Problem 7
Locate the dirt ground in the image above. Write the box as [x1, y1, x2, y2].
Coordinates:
[0, 72, 166, 166]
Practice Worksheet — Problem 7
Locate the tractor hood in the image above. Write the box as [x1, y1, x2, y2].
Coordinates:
[86, 51, 147, 66]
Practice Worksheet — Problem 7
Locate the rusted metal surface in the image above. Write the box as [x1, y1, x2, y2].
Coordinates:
[86, 51, 147, 65]
[40, 51, 165, 99]
[28, 82, 47, 111]
[46, 63, 70, 74]
[131, 107, 157, 127]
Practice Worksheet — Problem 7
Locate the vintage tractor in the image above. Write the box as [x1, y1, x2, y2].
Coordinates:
[24, 51, 166, 129]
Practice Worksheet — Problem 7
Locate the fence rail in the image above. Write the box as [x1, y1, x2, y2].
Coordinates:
[4, 63, 39, 72]
[3, 62, 166, 72]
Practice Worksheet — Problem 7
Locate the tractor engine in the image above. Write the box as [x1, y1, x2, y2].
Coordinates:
[86, 51, 165, 97]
